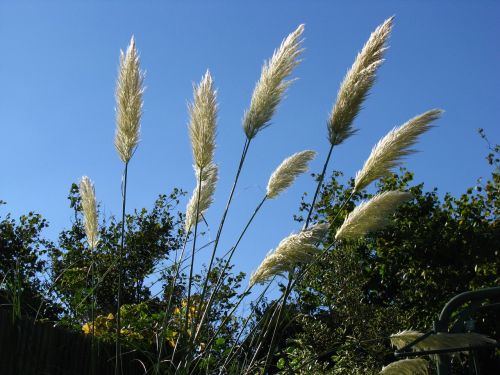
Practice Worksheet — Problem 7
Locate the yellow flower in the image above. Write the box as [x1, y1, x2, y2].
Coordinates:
[82, 323, 91, 335]
[167, 338, 176, 348]
[107, 313, 114, 320]
[173, 307, 181, 315]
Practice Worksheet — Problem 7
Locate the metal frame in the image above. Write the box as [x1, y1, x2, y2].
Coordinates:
[394, 286, 500, 375]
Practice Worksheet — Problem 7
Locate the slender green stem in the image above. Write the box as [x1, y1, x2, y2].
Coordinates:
[258, 188, 356, 368]
[261, 273, 293, 372]
[305, 143, 334, 229]
[217, 282, 273, 373]
[259, 143, 335, 373]
[244, 291, 285, 373]
[90, 248, 96, 375]
[116, 161, 128, 375]
[191, 195, 267, 348]
[156, 234, 189, 370]
[196, 138, 250, 316]
[184, 166, 204, 359]
[183, 138, 250, 370]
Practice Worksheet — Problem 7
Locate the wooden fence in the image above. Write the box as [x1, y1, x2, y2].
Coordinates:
[0, 310, 148, 375]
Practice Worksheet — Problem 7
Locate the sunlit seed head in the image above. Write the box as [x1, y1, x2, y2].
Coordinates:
[243, 24, 304, 139]
[79, 176, 99, 250]
[354, 109, 443, 192]
[114, 36, 144, 164]
[328, 17, 394, 146]
[189, 70, 218, 169]
[266, 150, 316, 199]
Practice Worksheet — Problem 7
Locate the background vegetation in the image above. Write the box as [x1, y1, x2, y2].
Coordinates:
[0, 130, 498, 374]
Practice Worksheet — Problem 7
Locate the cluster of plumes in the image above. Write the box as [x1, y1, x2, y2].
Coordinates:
[243, 24, 304, 140]
[184, 163, 218, 232]
[115, 36, 144, 164]
[266, 150, 316, 199]
[250, 222, 329, 286]
[189, 71, 218, 169]
[79, 176, 99, 250]
[390, 330, 497, 351]
[335, 191, 413, 241]
[185, 72, 219, 232]
[379, 359, 429, 375]
[354, 109, 443, 192]
[328, 17, 393, 146]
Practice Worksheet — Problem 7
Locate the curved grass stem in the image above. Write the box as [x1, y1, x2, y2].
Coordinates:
[115, 161, 128, 375]
[191, 195, 267, 349]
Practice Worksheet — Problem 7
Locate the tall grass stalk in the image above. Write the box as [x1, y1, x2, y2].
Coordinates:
[184, 166, 204, 351]
[191, 194, 267, 346]
[191, 150, 315, 354]
[79, 176, 99, 375]
[192, 27, 304, 356]
[252, 17, 395, 370]
[116, 163, 128, 375]
[155, 234, 189, 368]
[114, 35, 144, 375]
[194, 137, 250, 339]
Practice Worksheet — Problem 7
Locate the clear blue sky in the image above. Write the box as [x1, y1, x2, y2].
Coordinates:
[1, 1, 499, 299]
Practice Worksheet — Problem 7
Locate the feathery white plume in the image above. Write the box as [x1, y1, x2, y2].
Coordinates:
[335, 191, 413, 241]
[249, 251, 288, 287]
[189, 71, 218, 169]
[354, 109, 443, 191]
[390, 330, 497, 351]
[266, 150, 316, 199]
[185, 163, 219, 232]
[380, 359, 429, 375]
[243, 24, 304, 139]
[115, 36, 144, 163]
[250, 222, 329, 286]
[79, 176, 99, 250]
[328, 17, 394, 146]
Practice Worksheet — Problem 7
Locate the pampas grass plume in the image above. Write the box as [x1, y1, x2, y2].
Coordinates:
[354, 109, 443, 192]
[79, 176, 99, 250]
[250, 222, 329, 285]
[266, 150, 316, 199]
[249, 251, 288, 287]
[380, 359, 429, 375]
[115, 36, 144, 164]
[335, 191, 413, 241]
[185, 163, 219, 232]
[328, 17, 393, 146]
[189, 71, 218, 169]
[243, 24, 304, 139]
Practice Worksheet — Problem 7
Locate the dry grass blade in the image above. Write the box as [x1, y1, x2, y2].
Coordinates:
[390, 330, 425, 350]
[354, 109, 443, 192]
[380, 359, 429, 375]
[421, 332, 497, 350]
[243, 24, 304, 139]
[266, 150, 316, 199]
[390, 330, 497, 351]
[79, 176, 99, 250]
[185, 163, 219, 232]
[335, 191, 413, 241]
[328, 17, 393, 146]
[250, 222, 329, 285]
[115, 36, 144, 163]
[189, 70, 218, 169]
